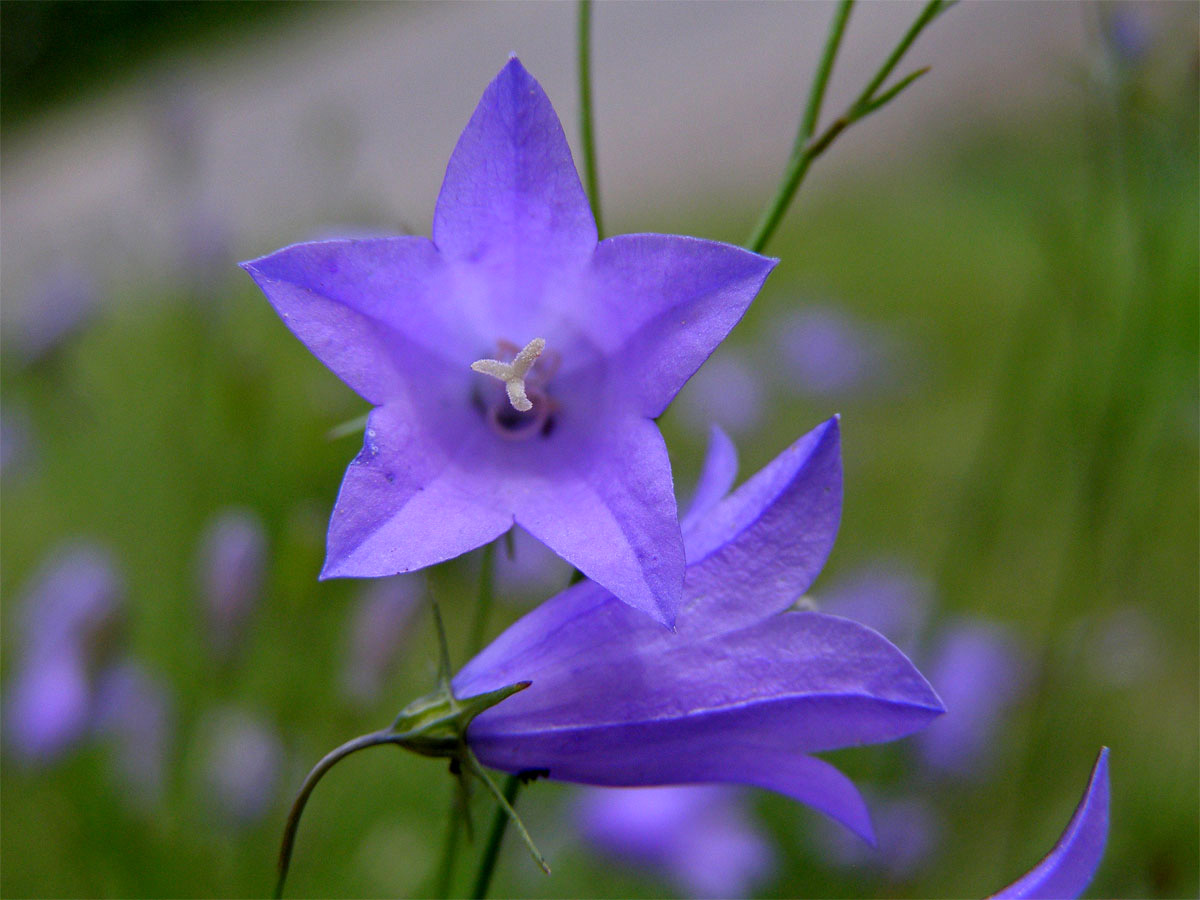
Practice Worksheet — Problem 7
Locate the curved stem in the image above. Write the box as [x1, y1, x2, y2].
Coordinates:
[275, 730, 402, 899]
[577, 0, 603, 237]
[797, 0, 854, 148]
[470, 775, 524, 899]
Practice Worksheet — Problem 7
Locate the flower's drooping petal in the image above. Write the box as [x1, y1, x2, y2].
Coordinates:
[514, 417, 683, 627]
[241, 237, 467, 404]
[681, 417, 841, 636]
[577, 785, 776, 900]
[433, 57, 596, 271]
[322, 404, 512, 578]
[463, 612, 941, 822]
[586, 234, 776, 417]
[680, 425, 738, 532]
[990, 748, 1111, 900]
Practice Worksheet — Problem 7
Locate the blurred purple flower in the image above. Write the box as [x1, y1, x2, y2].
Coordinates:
[916, 621, 1029, 779]
[674, 351, 765, 437]
[453, 419, 944, 843]
[341, 575, 424, 706]
[196, 508, 268, 658]
[577, 785, 775, 899]
[4, 651, 92, 763]
[818, 562, 932, 655]
[17, 542, 123, 661]
[201, 707, 284, 825]
[10, 266, 100, 367]
[92, 660, 174, 805]
[774, 306, 891, 396]
[242, 58, 776, 627]
[818, 794, 941, 881]
[1105, 8, 1151, 64]
[3, 543, 123, 763]
[991, 748, 1110, 899]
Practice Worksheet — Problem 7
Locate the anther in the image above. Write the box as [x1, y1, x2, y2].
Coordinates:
[470, 338, 547, 412]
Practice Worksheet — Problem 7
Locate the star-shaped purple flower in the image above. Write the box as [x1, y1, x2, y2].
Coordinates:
[242, 58, 776, 625]
[452, 418, 944, 843]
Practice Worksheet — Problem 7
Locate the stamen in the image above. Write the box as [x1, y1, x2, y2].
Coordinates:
[470, 338, 547, 412]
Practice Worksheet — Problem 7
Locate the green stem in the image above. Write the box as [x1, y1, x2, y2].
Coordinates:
[577, 0, 603, 237]
[467, 542, 496, 658]
[470, 775, 524, 899]
[433, 786, 462, 899]
[275, 730, 403, 899]
[796, 0, 854, 148]
[745, 0, 949, 254]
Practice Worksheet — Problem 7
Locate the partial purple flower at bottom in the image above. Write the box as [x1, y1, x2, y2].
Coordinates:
[991, 748, 1110, 899]
[454, 419, 944, 843]
[673, 352, 766, 437]
[341, 575, 424, 706]
[196, 508, 268, 658]
[577, 785, 775, 899]
[92, 660, 174, 805]
[200, 707, 284, 825]
[916, 621, 1029, 779]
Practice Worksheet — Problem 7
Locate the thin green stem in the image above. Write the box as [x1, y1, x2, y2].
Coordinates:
[470, 774, 525, 899]
[467, 542, 496, 658]
[433, 785, 462, 899]
[745, 0, 950, 254]
[577, 0, 603, 237]
[796, 0, 854, 148]
[275, 730, 403, 899]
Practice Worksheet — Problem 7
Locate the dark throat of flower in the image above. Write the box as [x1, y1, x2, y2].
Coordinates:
[470, 337, 561, 441]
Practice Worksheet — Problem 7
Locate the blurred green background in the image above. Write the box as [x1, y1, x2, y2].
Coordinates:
[2, 2, 1196, 898]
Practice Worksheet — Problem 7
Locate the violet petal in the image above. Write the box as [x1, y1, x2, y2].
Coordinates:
[990, 748, 1111, 900]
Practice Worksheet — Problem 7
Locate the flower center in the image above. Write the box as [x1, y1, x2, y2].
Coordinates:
[470, 338, 560, 441]
[470, 337, 546, 412]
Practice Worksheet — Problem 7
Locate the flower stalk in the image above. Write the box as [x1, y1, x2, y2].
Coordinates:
[746, 0, 953, 253]
[577, 0, 602, 238]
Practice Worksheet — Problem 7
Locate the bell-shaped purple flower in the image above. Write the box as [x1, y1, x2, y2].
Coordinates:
[991, 748, 1110, 899]
[242, 58, 776, 626]
[196, 508, 268, 658]
[452, 418, 944, 843]
[576, 785, 775, 899]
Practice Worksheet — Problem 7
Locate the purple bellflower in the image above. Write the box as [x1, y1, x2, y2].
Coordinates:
[276, 420, 944, 893]
[451, 418, 943, 844]
[991, 748, 1111, 899]
[576, 785, 775, 899]
[242, 58, 776, 626]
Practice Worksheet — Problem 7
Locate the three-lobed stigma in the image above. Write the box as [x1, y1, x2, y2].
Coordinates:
[471, 337, 547, 412]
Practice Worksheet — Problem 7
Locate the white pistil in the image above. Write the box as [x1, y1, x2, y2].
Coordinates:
[471, 338, 547, 412]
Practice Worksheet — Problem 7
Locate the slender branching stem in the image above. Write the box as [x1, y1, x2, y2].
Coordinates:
[577, 0, 603, 237]
[467, 541, 496, 658]
[746, 0, 951, 254]
[275, 730, 404, 898]
[796, 0, 854, 149]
